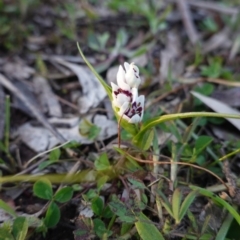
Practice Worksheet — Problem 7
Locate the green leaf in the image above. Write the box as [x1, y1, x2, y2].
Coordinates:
[49, 148, 61, 161]
[91, 197, 104, 216]
[215, 212, 233, 240]
[38, 160, 55, 170]
[102, 206, 113, 218]
[194, 136, 213, 155]
[190, 185, 240, 225]
[0, 199, 17, 217]
[200, 215, 211, 235]
[63, 140, 81, 149]
[137, 128, 154, 150]
[108, 196, 136, 223]
[128, 178, 146, 190]
[120, 222, 133, 236]
[187, 210, 198, 232]
[135, 213, 165, 240]
[0, 229, 14, 240]
[194, 83, 214, 96]
[179, 190, 197, 222]
[26, 215, 44, 228]
[12, 217, 28, 240]
[157, 190, 173, 217]
[94, 153, 110, 171]
[93, 218, 109, 238]
[133, 112, 240, 146]
[88, 124, 101, 140]
[33, 179, 53, 200]
[97, 176, 109, 191]
[54, 187, 73, 203]
[115, 28, 128, 49]
[172, 188, 182, 223]
[77, 43, 112, 99]
[44, 202, 60, 228]
[79, 119, 101, 140]
[184, 233, 214, 240]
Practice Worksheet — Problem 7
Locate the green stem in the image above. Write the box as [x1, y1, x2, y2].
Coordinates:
[219, 148, 240, 162]
[107, 214, 116, 231]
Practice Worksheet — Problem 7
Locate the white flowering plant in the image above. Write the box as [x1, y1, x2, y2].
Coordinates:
[77, 43, 240, 151]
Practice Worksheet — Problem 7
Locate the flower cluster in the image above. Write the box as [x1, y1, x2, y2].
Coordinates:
[111, 62, 144, 123]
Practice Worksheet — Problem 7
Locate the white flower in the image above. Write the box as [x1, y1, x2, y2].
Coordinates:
[116, 62, 141, 90]
[124, 62, 141, 88]
[111, 62, 144, 124]
[111, 83, 144, 123]
[120, 94, 145, 123]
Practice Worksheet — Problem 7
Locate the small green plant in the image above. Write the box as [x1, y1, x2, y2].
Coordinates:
[200, 57, 232, 79]
[0, 199, 44, 240]
[33, 179, 73, 230]
[79, 119, 101, 140]
[157, 188, 197, 225]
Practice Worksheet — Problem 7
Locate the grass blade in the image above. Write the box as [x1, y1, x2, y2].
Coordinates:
[215, 211, 234, 240]
[190, 185, 240, 225]
[77, 42, 112, 99]
[157, 190, 173, 217]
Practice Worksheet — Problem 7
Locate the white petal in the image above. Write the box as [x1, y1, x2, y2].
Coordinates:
[117, 93, 130, 107]
[137, 95, 145, 107]
[111, 82, 119, 91]
[111, 82, 119, 100]
[124, 62, 130, 71]
[125, 63, 141, 88]
[131, 88, 138, 103]
[137, 95, 145, 120]
[129, 114, 141, 123]
[117, 65, 130, 90]
[119, 102, 129, 116]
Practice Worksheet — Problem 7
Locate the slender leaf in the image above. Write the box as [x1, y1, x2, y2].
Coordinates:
[77, 43, 112, 99]
[157, 190, 173, 217]
[187, 210, 198, 232]
[133, 112, 240, 146]
[0, 199, 17, 217]
[184, 233, 214, 240]
[135, 213, 164, 240]
[138, 129, 154, 151]
[215, 212, 234, 240]
[172, 188, 182, 223]
[179, 190, 197, 221]
[190, 185, 240, 224]
[201, 215, 211, 235]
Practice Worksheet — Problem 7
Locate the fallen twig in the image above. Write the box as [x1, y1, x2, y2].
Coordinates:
[176, 0, 199, 44]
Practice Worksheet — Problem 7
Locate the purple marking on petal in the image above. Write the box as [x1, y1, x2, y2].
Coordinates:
[132, 102, 137, 108]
